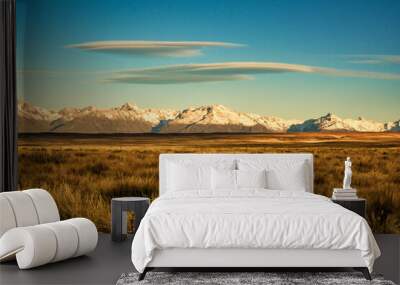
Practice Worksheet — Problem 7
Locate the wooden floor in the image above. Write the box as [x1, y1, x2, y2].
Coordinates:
[0, 234, 398, 285]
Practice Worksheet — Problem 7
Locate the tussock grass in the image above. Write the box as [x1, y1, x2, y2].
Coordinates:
[18, 133, 400, 233]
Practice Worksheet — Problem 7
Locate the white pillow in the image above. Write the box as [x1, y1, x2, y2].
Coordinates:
[166, 158, 236, 193]
[211, 168, 237, 190]
[236, 169, 267, 189]
[238, 159, 309, 191]
[266, 165, 307, 191]
[167, 162, 211, 191]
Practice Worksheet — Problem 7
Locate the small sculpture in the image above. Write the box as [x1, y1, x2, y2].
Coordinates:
[343, 157, 352, 189]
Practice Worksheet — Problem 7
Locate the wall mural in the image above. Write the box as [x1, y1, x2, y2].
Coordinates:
[17, 0, 400, 233]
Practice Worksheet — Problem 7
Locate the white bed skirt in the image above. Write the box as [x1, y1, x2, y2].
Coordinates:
[148, 248, 366, 268]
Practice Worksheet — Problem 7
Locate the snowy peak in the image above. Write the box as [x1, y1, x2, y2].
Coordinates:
[18, 101, 60, 122]
[18, 101, 179, 133]
[118, 102, 140, 112]
[174, 104, 256, 126]
[288, 113, 389, 132]
[159, 104, 293, 133]
[17, 101, 399, 133]
[17, 101, 60, 132]
[386, 120, 400, 131]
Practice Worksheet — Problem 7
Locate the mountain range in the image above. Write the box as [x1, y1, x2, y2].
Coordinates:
[18, 101, 400, 133]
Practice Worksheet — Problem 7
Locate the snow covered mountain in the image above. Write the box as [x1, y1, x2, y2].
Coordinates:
[385, 120, 400, 132]
[17, 101, 399, 133]
[18, 101, 177, 133]
[18, 101, 61, 132]
[288, 113, 388, 132]
[157, 105, 300, 133]
[51, 103, 179, 133]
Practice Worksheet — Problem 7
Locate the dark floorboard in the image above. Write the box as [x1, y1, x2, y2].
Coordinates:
[373, 234, 400, 284]
[0, 233, 134, 285]
[0, 234, 399, 285]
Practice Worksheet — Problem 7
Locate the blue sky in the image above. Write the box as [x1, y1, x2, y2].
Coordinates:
[17, 0, 400, 121]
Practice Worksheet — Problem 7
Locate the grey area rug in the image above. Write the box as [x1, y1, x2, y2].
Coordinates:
[116, 272, 395, 285]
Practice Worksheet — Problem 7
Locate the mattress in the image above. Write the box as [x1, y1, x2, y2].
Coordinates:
[131, 190, 380, 273]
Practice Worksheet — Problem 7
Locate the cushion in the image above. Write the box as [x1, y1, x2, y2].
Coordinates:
[167, 162, 211, 191]
[237, 169, 267, 189]
[211, 168, 237, 190]
[65, 218, 98, 257]
[0, 192, 39, 227]
[238, 159, 309, 191]
[0, 196, 17, 237]
[166, 159, 235, 192]
[42, 221, 79, 262]
[24, 189, 60, 224]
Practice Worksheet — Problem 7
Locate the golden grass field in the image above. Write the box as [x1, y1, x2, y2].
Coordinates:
[18, 132, 400, 234]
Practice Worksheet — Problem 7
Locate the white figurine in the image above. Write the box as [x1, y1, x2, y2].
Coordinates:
[343, 157, 352, 189]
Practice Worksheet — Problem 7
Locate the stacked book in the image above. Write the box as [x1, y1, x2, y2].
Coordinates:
[332, 188, 358, 200]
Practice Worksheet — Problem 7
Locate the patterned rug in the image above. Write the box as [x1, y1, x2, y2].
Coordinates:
[116, 271, 395, 285]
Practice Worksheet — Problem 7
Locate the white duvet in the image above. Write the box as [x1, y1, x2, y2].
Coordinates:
[131, 190, 380, 273]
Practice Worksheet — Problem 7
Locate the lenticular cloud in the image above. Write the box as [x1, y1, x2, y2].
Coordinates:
[66, 41, 244, 57]
[106, 62, 400, 84]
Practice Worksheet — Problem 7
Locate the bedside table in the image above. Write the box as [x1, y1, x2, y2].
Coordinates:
[111, 197, 150, 242]
[331, 198, 366, 218]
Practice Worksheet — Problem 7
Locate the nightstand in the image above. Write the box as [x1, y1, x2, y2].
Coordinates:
[331, 198, 366, 218]
[111, 197, 150, 242]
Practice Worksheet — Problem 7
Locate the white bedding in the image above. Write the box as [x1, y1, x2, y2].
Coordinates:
[131, 190, 380, 273]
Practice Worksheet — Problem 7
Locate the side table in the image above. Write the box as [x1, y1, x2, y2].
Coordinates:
[111, 197, 150, 242]
[331, 198, 366, 219]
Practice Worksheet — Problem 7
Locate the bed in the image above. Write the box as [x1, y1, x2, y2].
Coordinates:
[131, 153, 380, 280]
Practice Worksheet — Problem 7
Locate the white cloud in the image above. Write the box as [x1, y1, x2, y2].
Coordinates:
[314, 66, 400, 80]
[106, 61, 400, 84]
[346, 55, 400, 65]
[66, 41, 244, 57]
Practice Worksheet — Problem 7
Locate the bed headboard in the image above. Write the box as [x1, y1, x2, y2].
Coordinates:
[159, 153, 314, 196]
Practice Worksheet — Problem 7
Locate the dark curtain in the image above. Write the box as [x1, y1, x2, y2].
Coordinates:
[0, 0, 17, 192]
